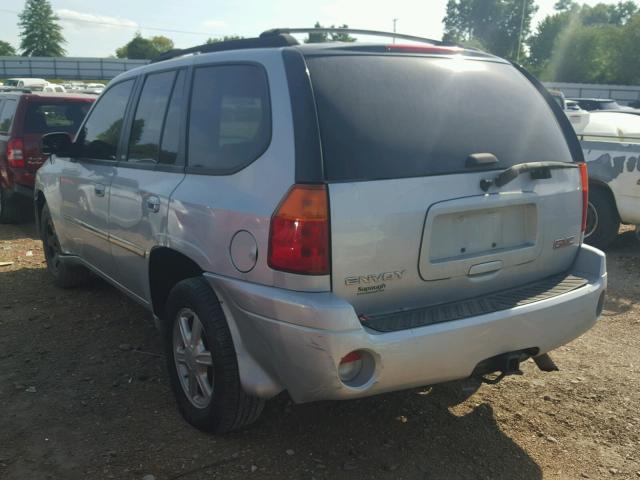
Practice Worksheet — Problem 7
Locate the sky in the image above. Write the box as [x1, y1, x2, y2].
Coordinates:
[0, 0, 629, 57]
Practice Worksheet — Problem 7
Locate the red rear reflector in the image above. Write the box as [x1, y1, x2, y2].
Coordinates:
[340, 351, 362, 364]
[579, 163, 589, 233]
[386, 44, 463, 54]
[7, 138, 25, 168]
[268, 184, 330, 275]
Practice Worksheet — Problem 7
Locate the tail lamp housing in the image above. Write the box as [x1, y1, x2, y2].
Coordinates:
[7, 138, 25, 168]
[579, 163, 589, 233]
[268, 184, 330, 275]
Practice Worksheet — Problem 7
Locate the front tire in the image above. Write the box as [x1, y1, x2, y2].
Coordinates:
[40, 204, 91, 288]
[165, 277, 264, 433]
[584, 188, 619, 249]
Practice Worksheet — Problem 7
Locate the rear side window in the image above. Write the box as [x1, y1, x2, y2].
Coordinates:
[77, 80, 134, 160]
[0, 99, 17, 133]
[187, 64, 270, 173]
[24, 102, 91, 135]
[128, 70, 176, 164]
[305, 55, 573, 181]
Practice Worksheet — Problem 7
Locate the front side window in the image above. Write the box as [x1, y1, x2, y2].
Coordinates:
[128, 70, 176, 164]
[0, 99, 17, 133]
[187, 64, 271, 172]
[77, 80, 134, 160]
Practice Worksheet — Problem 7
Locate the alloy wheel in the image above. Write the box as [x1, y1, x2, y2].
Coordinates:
[173, 308, 214, 409]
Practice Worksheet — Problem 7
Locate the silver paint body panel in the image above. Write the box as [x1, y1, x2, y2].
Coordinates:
[35, 47, 607, 403]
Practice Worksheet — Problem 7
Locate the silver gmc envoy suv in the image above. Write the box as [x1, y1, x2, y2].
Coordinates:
[35, 29, 607, 433]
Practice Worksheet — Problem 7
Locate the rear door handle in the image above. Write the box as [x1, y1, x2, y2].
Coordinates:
[94, 184, 106, 197]
[146, 196, 160, 213]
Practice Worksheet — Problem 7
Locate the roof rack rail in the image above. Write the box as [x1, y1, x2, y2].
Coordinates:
[260, 27, 454, 47]
[152, 34, 299, 63]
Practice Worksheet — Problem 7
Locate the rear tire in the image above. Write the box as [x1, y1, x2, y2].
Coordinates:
[165, 277, 265, 433]
[584, 188, 619, 249]
[0, 186, 22, 224]
[40, 204, 91, 288]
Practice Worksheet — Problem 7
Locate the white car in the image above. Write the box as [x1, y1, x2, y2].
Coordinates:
[3, 77, 49, 90]
[576, 111, 640, 247]
[564, 100, 590, 132]
[42, 84, 67, 93]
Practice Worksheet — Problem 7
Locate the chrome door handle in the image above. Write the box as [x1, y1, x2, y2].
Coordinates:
[94, 184, 106, 197]
[146, 196, 160, 213]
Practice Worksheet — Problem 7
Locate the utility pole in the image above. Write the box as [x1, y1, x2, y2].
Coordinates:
[516, 0, 526, 62]
[393, 18, 398, 44]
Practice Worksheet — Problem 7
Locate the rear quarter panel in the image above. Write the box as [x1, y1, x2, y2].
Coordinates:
[166, 50, 330, 292]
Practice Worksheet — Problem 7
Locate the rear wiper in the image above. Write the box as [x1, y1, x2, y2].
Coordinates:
[480, 161, 579, 192]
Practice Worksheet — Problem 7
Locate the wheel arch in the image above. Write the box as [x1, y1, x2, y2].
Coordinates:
[148, 246, 204, 319]
[148, 246, 282, 399]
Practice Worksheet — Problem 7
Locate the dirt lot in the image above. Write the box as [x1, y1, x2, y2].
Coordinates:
[1, 223, 639, 480]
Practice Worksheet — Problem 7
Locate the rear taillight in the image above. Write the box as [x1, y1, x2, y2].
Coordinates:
[268, 184, 330, 275]
[579, 163, 589, 233]
[7, 138, 25, 168]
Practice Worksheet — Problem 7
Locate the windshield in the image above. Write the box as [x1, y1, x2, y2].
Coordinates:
[306, 55, 573, 182]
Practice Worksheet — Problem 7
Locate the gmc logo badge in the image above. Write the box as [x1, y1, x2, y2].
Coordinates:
[553, 236, 576, 249]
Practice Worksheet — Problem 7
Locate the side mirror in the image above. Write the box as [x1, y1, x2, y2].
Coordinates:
[42, 132, 74, 157]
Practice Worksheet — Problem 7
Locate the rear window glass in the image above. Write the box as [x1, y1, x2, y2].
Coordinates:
[25, 102, 91, 135]
[187, 64, 271, 173]
[305, 55, 573, 181]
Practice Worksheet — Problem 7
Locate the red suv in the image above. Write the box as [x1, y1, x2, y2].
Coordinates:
[0, 91, 94, 223]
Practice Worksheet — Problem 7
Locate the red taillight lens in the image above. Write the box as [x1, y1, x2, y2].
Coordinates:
[579, 163, 589, 233]
[7, 138, 25, 168]
[268, 184, 330, 275]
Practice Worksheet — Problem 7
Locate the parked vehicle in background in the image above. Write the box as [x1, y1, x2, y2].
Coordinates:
[43, 84, 67, 93]
[36, 29, 606, 434]
[565, 102, 590, 132]
[81, 83, 105, 95]
[575, 111, 640, 247]
[549, 91, 590, 132]
[0, 92, 94, 223]
[569, 98, 636, 112]
[3, 78, 49, 90]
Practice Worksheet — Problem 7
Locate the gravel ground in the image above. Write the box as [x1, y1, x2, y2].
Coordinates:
[0, 223, 638, 480]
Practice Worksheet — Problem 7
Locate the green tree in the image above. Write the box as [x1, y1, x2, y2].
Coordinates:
[442, 0, 538, 60]
[18, 0, 66, 56]
[150, 36, 174, 54]
[0, 41, 16, 56]
[116, 33, 160, 59]
[613, 13, 640, 84]
[547, 23, 620, 82]
[305, 22, 357, 43]
[527, 2, 638, 79]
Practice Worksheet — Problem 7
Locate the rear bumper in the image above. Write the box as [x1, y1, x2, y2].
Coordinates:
[204, 244, 606, 403]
